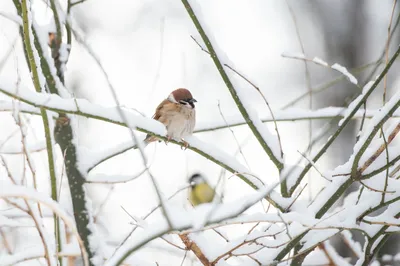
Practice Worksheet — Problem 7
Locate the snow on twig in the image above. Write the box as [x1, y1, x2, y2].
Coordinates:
[282, 52, 359, 85]
[0, 184, 90, 266]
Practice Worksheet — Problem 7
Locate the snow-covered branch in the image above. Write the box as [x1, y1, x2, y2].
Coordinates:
[281, 52, 359, 86]
[105, 182, 281, 266]
[0, 81, 287, 210]
[195, 107, 400, 132]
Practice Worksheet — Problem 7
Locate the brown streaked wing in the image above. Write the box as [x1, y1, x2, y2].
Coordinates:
[145, 100, 178, 142]
[152, 99, 171, 120]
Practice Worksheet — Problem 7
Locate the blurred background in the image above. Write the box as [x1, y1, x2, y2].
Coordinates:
[0, 0, 399, 265]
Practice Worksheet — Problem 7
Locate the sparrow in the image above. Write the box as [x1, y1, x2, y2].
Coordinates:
[188, 173, 216, 206]
[144, 88, 197, 148]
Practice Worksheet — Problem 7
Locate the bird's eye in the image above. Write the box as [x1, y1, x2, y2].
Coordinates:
[179, 100, 187, 105]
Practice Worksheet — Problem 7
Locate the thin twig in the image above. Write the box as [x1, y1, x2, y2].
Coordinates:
[110, 184, 191, 260]
[390, 163, 400, 177]
[0, 186, 89, 266]
[383, 0, 398, 104]
[93, 185, 115, 222]
[278, 212, 292, 239]
[191, 35, 284, 160]
[340, 232, 361, 259]
[357, 102, 368, 143]
[286, 0, 313, 202]
[70, 0, 87, 7]
[358, 122, 400, 174]
[282, 53, 360, 89]
[217, 100, 251, 169]
[362, 12, 400, 85]
[286, 184, 308, 211]
[223, 65, 284, 159]
[297, 151, 330, 182]
[1, 158, 55, 266]
[0, 228, 12, 254]
[381, 128, 390, 204]
[359, 180, 394, 194]
[318, 242, 337, 266]
[13, 112, 43, 218]
[180, 251, 188, 266]
[282, 59, 381, 110]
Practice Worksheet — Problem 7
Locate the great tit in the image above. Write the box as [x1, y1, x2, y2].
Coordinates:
[188, 173, 216, 206]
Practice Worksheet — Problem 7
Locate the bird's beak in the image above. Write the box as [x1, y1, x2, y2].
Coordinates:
[190, 99, 197, 103]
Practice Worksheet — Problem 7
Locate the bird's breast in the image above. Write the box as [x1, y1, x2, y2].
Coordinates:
[166, 108, 195, 139]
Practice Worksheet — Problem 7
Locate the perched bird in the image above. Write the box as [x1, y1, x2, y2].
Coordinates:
[188, 173, 216, 206]
[145, 88, 197, 148]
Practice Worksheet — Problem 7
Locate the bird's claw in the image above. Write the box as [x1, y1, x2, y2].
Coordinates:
[181, 140, 189, 150]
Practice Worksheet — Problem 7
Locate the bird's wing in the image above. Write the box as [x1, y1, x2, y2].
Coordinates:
[152, 99, 172, 121]
[192, 183, 215, 205]
[145, 99, 176, 142]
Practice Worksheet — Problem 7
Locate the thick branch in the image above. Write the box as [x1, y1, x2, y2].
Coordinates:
[54, 116, 95, 265]
[47, 12, 97, 266]
[179, 233, 211, 266]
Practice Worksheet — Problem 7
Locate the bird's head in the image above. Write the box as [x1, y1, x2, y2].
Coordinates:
[168, 88, 197, 109]
[189, 173, 205, 187]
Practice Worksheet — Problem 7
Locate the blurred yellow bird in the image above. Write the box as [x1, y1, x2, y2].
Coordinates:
[188, 173, 216, 206]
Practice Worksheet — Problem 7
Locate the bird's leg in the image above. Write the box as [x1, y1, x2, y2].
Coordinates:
[164, 135, 172, 145]
[181, 139, 189, 150]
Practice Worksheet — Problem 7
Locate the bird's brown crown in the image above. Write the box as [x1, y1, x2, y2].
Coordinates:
[171, 88, 193, 102]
